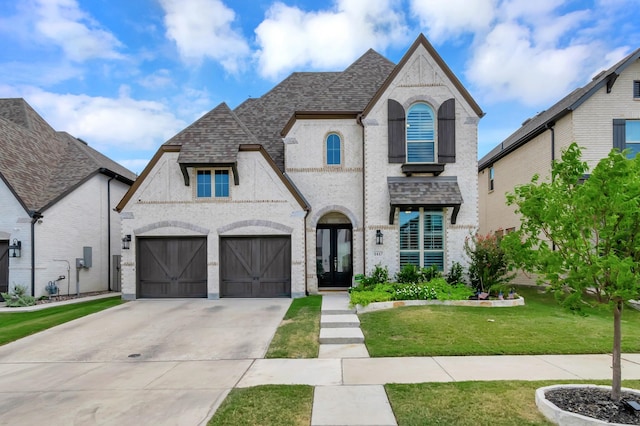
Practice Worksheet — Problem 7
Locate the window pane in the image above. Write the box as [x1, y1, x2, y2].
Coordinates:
[215, 170, 229, 197]
[400, 252, 420, 268]
[399, 211, 420, 250]
[407, 142, 435, 162]
[424, 252, 444, 270]
[407, 104, 434, 141]
[627, 121, 640, 142]
[627, 143, 640, 159]
[197, 171, 211, 198]
[424, 212, 443, 250]
[327, 134, 341, 165]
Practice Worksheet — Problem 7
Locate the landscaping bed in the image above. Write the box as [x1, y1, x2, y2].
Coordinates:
[356, 296, 524, 313]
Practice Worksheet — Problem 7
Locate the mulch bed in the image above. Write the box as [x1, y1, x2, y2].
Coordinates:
[546, 387, 640, 425]
[36, 291, 114, 305]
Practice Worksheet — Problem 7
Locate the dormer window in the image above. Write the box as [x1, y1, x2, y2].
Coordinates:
[406, 103, 435, 163]
[196, 169, 230, 198]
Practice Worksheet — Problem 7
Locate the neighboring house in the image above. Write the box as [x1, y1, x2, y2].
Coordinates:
[0, 98, 136, 298]
[115, 34, 484, 299]
[478, 48, 640, 283]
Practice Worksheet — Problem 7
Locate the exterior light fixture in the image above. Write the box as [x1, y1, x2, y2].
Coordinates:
[8, 239, 21, 257]
[122, 235, 131, 250]
[375, 230, 383, 245]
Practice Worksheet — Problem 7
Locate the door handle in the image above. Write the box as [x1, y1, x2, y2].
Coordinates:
[333, 257, 337, 270]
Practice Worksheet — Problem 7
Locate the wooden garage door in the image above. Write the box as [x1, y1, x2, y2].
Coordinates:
[0, 241, 8, 300]
[138, 237, 207, 298]
[220, 237, 291, 298]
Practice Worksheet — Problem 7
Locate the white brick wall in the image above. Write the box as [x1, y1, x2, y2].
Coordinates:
[363, 44, 480, 276]
[120, 151, 307, 299]
[0, 175, 129, 297]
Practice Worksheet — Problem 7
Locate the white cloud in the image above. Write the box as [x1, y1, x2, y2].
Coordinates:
[466, 22, 593, 106]
[159, 0, 250, 73]
[254, 0, 409, 79]
[33, 0, 123, 61]
[0, 85, 186, 151]
[409, 0, 496, 43]
[137, 69, 174, 90]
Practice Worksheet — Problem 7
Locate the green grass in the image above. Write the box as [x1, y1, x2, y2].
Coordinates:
[0, 296, 123, 345]
[386, 379, 640, 426]
[360, 286, 640, 357]
[208, 385, 313, 426]
[265, 295, 322, 358]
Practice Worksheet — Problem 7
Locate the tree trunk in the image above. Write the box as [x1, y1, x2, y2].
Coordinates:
[611, 300, 623, 402]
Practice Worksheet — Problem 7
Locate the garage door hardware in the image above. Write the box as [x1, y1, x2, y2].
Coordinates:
[128, 353, 141, 358]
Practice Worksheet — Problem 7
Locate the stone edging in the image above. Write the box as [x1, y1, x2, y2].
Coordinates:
[355, 297, 525, 314]
[535, 384, 640, 425]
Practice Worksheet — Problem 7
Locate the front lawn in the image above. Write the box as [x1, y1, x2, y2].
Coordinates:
[0, 296, 123, 346]
[208, 385, 313, 426]
[265, 295, 321, 358]
[386, 379, 640, 426]
[360, 286, 640, 357]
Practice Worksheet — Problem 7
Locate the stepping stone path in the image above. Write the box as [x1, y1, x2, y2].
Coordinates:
[313, 293, 397, 425]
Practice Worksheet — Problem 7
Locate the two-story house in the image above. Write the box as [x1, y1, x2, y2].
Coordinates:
[115, 34, 484, 299]
[0, 98, 136, 298]
[478, 48, 640, 283]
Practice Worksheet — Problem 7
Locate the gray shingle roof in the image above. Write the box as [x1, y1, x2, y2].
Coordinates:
[164, 49, 396, 171]
[387, 176, 463, 225]
[479, 48, 640, 170]
[166, 103, 257, 164]
[0, 98, 136, 213]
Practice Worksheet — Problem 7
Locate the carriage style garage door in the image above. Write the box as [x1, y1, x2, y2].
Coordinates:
[138, 237, 207, 298]
[220, 236, 291, 298]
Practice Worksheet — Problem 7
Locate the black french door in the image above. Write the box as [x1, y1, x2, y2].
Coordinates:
[316, 225, 352, 287]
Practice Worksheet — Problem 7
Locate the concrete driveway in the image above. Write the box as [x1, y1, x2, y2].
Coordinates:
[0, 298, 291, 425]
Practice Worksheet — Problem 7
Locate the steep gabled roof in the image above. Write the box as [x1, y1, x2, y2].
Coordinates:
[478, 48, 640, 171]
[362, 33, 484, 119]
[0, 98, 135, 213]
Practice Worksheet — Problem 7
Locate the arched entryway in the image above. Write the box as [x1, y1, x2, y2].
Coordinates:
[316, 212, 352, 288]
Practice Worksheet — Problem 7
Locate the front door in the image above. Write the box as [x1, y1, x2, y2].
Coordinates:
[316, 225, 352, 287]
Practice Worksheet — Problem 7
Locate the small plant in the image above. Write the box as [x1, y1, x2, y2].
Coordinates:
[446, 261, 465, 285]
[464, 232, 514, 292]
[396, 264, 422, 284]
[1, 285, 36, 307]
[420, 264, 442, 282]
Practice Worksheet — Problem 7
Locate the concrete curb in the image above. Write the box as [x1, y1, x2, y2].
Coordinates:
[356, 297, 525, 313]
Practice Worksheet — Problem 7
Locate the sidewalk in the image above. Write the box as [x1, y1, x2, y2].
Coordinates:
[235, 293, 640, 426]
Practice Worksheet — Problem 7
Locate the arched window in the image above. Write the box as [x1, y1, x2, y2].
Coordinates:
[326, 133, 341, 165]
[406, 103, 435, 163]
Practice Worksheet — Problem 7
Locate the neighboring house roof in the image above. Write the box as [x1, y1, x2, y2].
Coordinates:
[387, 176, 464, 225]
[0, 98, 136, 214]
[478, 48, 640, 171]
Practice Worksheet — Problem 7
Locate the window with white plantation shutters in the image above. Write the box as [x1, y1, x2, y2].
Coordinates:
[406, 103, 435, 163]
[399, 209, 445, 270]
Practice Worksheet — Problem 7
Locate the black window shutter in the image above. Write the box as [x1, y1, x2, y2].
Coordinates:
[634, 81, 640, 99]
[438, 98, 456, 163]
[388, 99, 405, 163]
[613, 119, 626, 151]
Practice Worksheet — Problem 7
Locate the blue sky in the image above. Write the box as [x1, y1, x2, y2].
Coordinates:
[1, 0, 638, 174]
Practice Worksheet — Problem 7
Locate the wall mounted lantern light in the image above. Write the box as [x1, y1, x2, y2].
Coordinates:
[8, 239, 21, 257]
[375, 230, 383, 245]
[122, 235, 131, 250]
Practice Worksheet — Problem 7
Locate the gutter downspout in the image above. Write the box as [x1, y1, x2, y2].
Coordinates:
[107, 176, 115, 291]
[358, 115, 367, 276]
[30, 212, 43, 296]
[547, 123, 556, 252]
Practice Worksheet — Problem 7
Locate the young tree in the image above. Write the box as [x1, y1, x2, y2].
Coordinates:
[502, 143, 640, 402]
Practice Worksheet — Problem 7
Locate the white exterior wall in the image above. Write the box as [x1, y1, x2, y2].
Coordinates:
[34, 174, 130, 297]
[120, 151, 306, 299]
[285, 119, 364, 292]
[0, 179, 31, 292]
[363, 45, 480, 277]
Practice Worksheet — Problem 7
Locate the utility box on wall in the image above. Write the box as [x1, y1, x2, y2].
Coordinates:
[83, 246, 92, 268]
